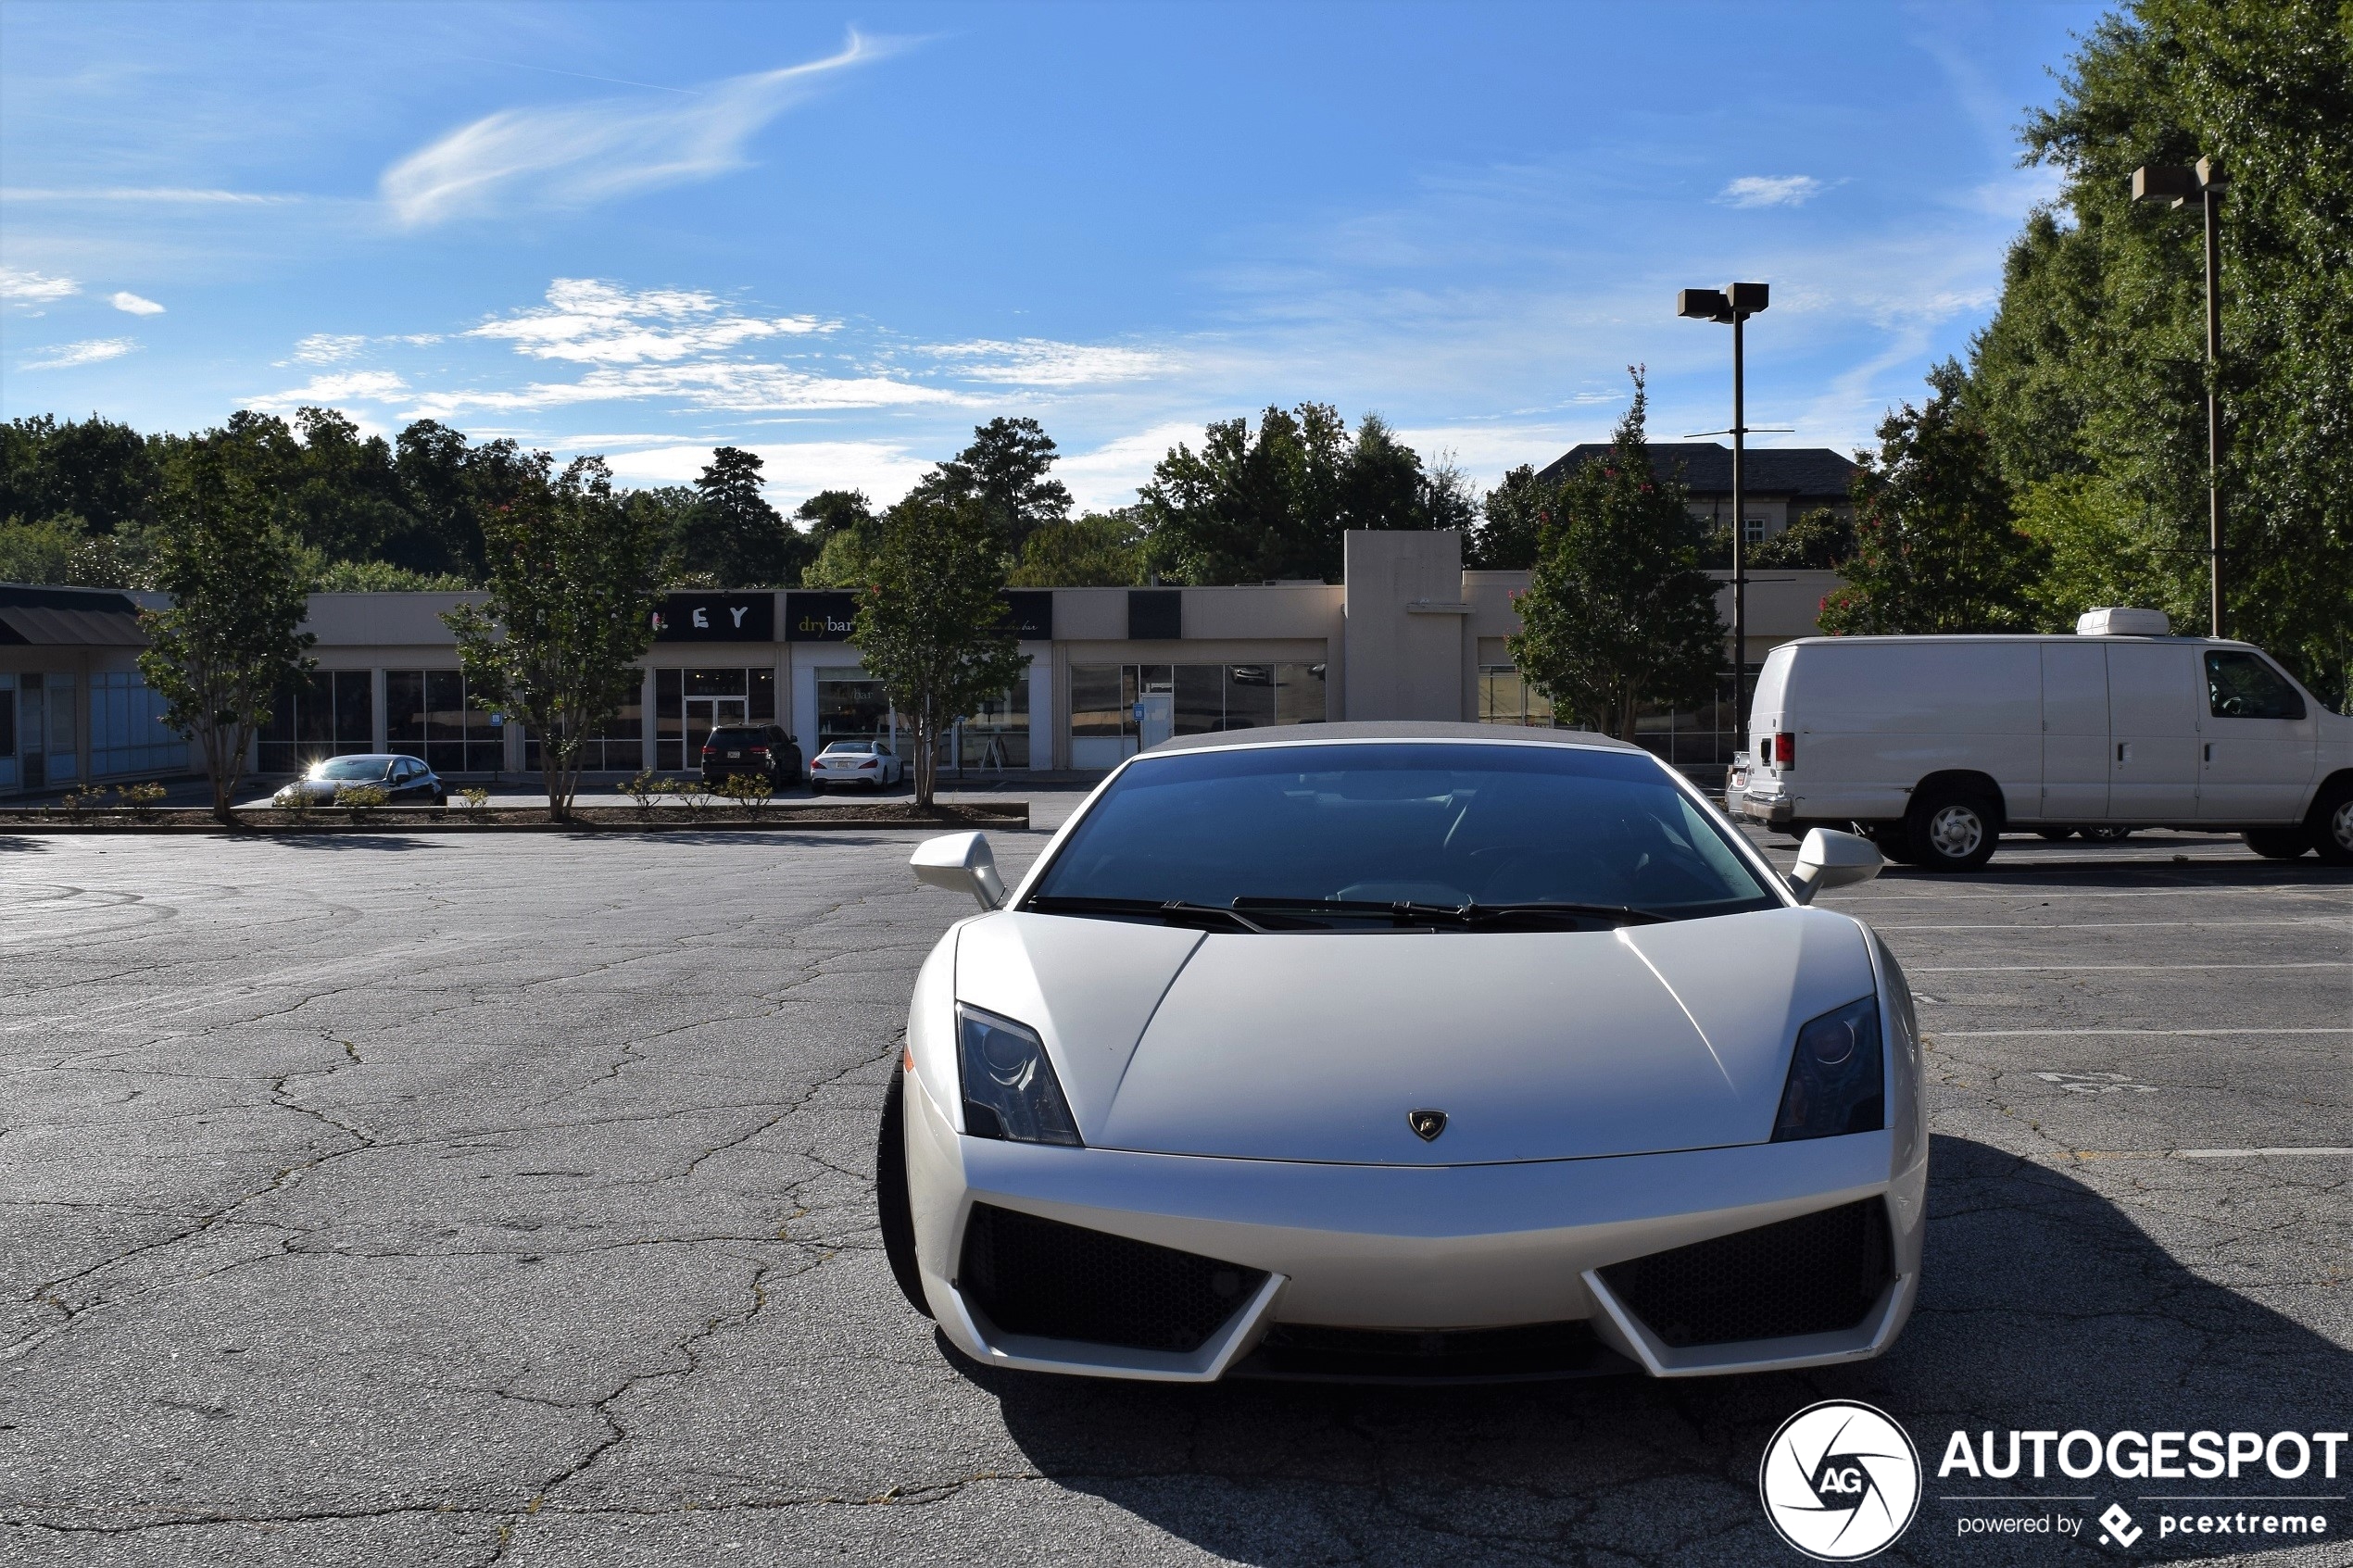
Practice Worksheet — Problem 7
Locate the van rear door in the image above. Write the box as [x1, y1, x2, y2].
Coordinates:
[2040, 642, 2109, 821]
[2107, 642, 2201, 820]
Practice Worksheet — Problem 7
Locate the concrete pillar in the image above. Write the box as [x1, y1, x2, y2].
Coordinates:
[1340, 531, 1468, 721]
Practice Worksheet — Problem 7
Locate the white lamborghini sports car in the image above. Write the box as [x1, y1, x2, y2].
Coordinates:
[876, 722, 1926, 1384]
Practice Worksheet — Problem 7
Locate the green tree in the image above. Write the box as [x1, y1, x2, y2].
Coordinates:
[795, 488, 875, 545]
[678, 446, 803, 585]
[1748, 507, 1855, 570]
[1009, 510, 1146, 586]
[1506, 372, 1722, 739]
[135, 440, 317, 822]
[1968, 0, 2353, 692]
[1818, 376, 2042, 635]
[0, 513, 145, 587]
[1139, 403, 1445, 584]
[933, 418, 1071, 556]
[0, 414, 160, 533]
[1470, 464, 1546, 569]
[851, 488, 1026, 809]
[443, 456, 664, 821]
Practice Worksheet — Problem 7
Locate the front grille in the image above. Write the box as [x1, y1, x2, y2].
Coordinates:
[1236, 1320, 1629, 1383]
[1598, 1198, 1894, 1348]
[957, 1203, 1266, 1354]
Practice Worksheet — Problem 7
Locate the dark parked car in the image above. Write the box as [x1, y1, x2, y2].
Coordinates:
[701, 724, 804, 787]
[271, 754, 446, 808]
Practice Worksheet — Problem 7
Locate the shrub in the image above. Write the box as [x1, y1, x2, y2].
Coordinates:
[341, 784, 390, 822]
[59, 783, 108, 815]
[620, 769, 666, 814]
[118, 782, 167, 813]
[718, 772, 774, 815]
[459, 785, 491, 810]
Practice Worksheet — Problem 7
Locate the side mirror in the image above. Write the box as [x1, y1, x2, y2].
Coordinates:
[911, 831, 1006, 910]
[1789, 828, 1882, 904]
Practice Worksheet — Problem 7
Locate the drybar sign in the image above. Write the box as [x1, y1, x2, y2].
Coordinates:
[653, 593, 774, 643]
[784, 590, 1053, 644]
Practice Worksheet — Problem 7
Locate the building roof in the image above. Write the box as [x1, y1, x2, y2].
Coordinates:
[0, 583, 149, 646]
[1536, 442, 1857, 500]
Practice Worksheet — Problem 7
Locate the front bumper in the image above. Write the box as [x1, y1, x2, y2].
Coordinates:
[905, 1072, 1925, 1382]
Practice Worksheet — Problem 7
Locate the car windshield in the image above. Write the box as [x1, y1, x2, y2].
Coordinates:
[315, 758, 391, 781]
[1026, 741, 1780, 927]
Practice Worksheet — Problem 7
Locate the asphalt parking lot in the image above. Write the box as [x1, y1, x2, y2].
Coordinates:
[2, 803, 2347, 1566]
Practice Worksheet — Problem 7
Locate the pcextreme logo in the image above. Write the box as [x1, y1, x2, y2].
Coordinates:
[1760, 1400, 1923, 1561]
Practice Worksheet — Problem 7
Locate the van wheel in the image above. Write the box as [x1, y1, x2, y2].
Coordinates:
[2242, 828, 2310, 861]
[876, 1071, 932, 1318]
[2309, 781, 2353, 867]
[1906, 788, 2000, 872]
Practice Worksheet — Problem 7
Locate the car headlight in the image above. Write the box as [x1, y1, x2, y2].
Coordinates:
[1770, 996, 1884, 1141]
[956, 1004, 1081, 1146]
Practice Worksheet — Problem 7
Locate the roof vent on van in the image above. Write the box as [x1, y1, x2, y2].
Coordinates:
[2075, 607, 2171, 637]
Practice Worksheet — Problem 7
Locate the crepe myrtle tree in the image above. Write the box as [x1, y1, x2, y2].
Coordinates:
[1507, 370, 1723, 738]
[852, 486, 1026, 809]
[442, 455, 664, 822]
[136, 439, 316, 822]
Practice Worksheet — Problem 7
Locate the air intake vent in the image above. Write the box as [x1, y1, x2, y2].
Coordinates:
[1237, 1320, 1624, 1383]
[1598, 1198, 1893, 1348]
[957, 1203, 1265, 1354]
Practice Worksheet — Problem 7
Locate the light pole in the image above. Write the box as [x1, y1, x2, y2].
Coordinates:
[2132, 156, 2228, 636]
[1678, 281, 1769, 734]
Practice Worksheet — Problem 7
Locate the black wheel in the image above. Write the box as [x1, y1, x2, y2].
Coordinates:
[2035, 828, 2073, 842]
[1905, 787, 2000, 872]
[2081, 825, 2133, 843]
[2243, 827, 2310, 861]
[876, 1071, 931, 1318]
[2309, 779, 2353, 867]
[434, 793, 447, 809]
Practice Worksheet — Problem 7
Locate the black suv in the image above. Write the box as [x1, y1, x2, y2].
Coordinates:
[701, 724, 805, 787]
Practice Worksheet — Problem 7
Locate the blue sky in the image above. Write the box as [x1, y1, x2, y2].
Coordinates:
[1, 1, 2105, 511]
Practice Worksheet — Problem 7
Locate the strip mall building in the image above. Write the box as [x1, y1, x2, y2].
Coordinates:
[2, 532, 1840, 795]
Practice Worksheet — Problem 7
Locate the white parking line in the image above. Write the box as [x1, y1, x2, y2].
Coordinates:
[2175, 1148, 2353, 1159]
[1912, 961, 2348, 972]
[1876, 918, 2350, 932]
[1935, 1027, 2353, 1037]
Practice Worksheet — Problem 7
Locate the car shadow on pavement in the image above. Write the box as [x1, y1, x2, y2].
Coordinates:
[1875, 859, 2353, 888]
[966, 1135, 2349, 1565]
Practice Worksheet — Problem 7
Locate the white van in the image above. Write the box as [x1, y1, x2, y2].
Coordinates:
[1729, 610, 2353, 871]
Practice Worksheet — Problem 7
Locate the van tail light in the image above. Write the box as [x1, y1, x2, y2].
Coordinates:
[1774, 732, 1796, 768]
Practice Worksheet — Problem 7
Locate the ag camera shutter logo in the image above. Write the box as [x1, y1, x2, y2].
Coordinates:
[1759, 1400, 1922, 1561]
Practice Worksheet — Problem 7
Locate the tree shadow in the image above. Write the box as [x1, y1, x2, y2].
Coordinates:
[264, 834, 430, 851]
[0, 835, 53, 854]
[962, 1135, 2349, 1565]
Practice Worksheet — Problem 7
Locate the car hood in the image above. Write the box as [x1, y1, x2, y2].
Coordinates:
[954, 907, 1878, 1164]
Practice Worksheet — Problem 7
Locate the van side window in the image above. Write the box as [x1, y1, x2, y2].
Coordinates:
[2205, 651, 2305, 721]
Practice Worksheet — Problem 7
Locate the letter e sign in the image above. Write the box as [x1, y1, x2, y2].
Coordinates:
[693, 608, 711, 629]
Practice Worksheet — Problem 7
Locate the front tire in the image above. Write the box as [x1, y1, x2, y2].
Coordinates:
[876, 1071, 931, 1318]
[2081, 825, 2133, 843]
[2309, 780, 2353, 867]
[1906, 787, 2000, 872]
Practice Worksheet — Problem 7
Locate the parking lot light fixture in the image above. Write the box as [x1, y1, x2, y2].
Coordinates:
[1677, 281, 1770, 733]
[2132, 157, 2228, 637]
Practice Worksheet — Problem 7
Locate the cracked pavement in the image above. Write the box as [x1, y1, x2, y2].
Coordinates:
[1, 809, 2346, 1566]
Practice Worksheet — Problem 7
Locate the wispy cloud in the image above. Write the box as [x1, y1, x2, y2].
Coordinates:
[468, 278, 828, 364]
[380, 34, 893, 227]
[245, 370, 410, 411]
[1053, 422, 1207, 510]
[405, 362, 959, 420]
[21, 336, 138, 370]
[109, 291, 165, 315]
[926, 338, 1176, 386]
[1, 267, 80, 304]
[0, 187, 301, 205]
[1718, 175, 1825, 208]
[286, 332, 367, 365]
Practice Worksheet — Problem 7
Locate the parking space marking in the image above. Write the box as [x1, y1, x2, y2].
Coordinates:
[2033, 1072, 2159, 1094]
[1912, 961, 2347, 972]
[1877, 918, 2349, 932]
[2175, 1148, 2353, 1159]
[1934, 1027, 2353, 1037]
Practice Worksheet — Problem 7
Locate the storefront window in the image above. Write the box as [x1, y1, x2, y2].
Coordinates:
[937, 671, 1030, 771]
[90, 671, 189, 778]
[260, 671, 373, 775]
[815, 672, 892, 751]
[1478, 666, 1556, 727]
[525, 696, 644, 773]
[386, 669, 502, 775]
[1068, 662, 1326, 767]
[654, 668, 775, 769]
[0, 675, 17, 791]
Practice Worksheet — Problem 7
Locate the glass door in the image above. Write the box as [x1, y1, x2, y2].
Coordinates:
[685, 696, 749, 766]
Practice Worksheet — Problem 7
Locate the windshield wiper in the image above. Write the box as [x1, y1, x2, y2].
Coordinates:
[1231, 897, 1667, 928]
[1025, 896, 1270, 934]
